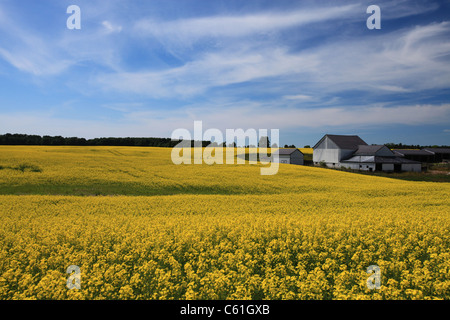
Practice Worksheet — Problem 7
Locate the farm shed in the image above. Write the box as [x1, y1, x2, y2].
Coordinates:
[313, 134, 421, 172]
[422, 148, 450, 163]
[341, 155, 422, 172]
[277, 149, 304, 165]
[393, 149, 435, 163]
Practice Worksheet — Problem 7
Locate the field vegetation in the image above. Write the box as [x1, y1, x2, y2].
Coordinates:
[0, 146, 449, 299]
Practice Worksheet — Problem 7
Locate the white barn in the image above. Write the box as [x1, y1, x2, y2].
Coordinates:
[313, 134, 421, 172]
[313, 134, 367, 168]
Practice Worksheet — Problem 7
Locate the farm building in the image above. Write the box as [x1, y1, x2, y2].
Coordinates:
[393, 148, 450, 163]
[277, 149, 304, 165]
[393, 149, 435, 163]
[313, 134, 367, 167]
[422, 148, 450, 163]
[313, 134, 421, 172]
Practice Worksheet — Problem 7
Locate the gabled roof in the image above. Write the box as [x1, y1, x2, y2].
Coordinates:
[423, 148, 450, 155]
[393, 149, 434, 156]
[313, 134, 367, 150]
[354, 145, 385, 156]
[278, 148, 303, 155]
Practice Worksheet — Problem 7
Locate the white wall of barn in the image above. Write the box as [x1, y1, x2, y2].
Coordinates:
[313, 148, 354, 165]
[313, 136, 355, 165]
[313, 136, 339, 164]
[313, 148, 339, 164]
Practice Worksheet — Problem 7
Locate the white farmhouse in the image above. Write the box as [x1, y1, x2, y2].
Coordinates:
[313, 134, 421, 172]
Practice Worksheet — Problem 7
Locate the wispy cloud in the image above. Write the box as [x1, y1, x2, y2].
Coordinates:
[304, 22, 450, 94]
[0, 2, 127, 75]
[134, 4, 359, 42]
[373, 85, 412, 93]
[96, 47, 319, 97]
[102, 102, 145, 112]
[0, 10, 72, 76]
[102, 21, 123, 34]
[379, 0, 440, 19]
[96, 21, 450, 100]
[283, 95, 315, 101]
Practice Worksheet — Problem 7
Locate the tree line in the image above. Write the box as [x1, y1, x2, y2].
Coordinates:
[0, 133, 210, 148]
[0, 134, 277, 148]
[384, 142, 449, 149]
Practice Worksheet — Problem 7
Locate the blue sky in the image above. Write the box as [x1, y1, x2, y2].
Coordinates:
[0, 0, 449, 146]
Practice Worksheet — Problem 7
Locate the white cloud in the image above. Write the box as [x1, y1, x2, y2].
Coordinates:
[373, 85, 412, 93]
[102, 102, 145, 112]
[3, 103, 447, 140]
[168, 103, 450, 130]
[283, 95, 315, 101]
[102, 21, 123, 34]
[0, 46, 71, 76]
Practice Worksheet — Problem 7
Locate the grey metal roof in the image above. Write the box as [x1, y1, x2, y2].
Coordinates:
[278, 148, 303, 155]
[374, 156, 420, 164]
[354, 145, 387, 156]
[393, 149, 434, 156]
[423, 148, 450, 155]
[314, 134, 368, 150]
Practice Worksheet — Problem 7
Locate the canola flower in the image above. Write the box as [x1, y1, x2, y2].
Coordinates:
[0, 146, 449, 300]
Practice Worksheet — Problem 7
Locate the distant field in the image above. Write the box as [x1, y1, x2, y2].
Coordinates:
[299, 148, 313, 161]
[299, 148, 313, 155]
[0, 146, 449, 300]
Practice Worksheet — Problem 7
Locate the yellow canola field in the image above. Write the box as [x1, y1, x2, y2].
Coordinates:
[0, 146, 449, 300]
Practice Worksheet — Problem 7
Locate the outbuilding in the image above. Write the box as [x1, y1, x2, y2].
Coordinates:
[422, 148, 450, 163]
[393, 149, 435, 163]
[277, 149, 304, 165]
